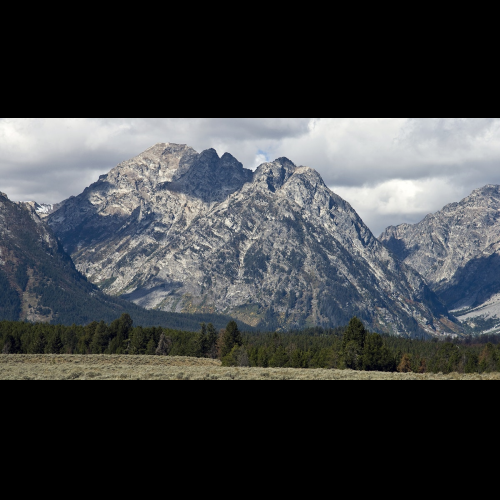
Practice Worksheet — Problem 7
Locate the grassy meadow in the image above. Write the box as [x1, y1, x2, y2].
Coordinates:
[1, 354, 499, 380]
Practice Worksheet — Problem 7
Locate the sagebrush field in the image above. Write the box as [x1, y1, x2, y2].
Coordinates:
[1, 354, 499, 380]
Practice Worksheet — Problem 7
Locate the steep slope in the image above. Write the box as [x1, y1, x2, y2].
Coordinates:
[0, 192, 251, 331]
[49, 144, 458, 338]
[379, 185, 500, 316]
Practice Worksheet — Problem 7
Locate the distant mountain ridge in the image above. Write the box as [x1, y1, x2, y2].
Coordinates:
[47, 142, 459, 337]
[379, 185, 500, 327]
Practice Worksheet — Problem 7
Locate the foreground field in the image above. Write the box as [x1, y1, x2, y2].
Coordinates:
[1, 354, 500, 380]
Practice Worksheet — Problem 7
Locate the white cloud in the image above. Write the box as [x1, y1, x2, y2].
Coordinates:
[332, 178, 470, 236]
[1, 118, 500, 236]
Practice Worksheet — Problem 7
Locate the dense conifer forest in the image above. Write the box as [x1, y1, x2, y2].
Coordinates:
[1, 316, 499, 374]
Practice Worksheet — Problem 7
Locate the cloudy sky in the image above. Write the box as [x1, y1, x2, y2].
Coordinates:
[1, 118, 499, 236]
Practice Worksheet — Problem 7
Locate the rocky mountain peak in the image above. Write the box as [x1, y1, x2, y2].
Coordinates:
[45, 143, 459, 337]
[471, 184, 500, 196]
[105, 142, 200, 188]
[253, 157, 298, 193]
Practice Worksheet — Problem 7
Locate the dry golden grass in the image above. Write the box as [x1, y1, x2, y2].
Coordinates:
[1, 354, 499, 380]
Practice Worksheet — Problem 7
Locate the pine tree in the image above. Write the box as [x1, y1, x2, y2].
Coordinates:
[340, 317, 367, 369]
[194, 323, 207, 357]
[206, 323, 218, 358]
[343, 340, 362, 369]
[269, 346, 288, 367]
[342, 317, 367, 352]
[218, 321, 243, 359]
[45, 332, 63, 354]
[129, 326, 146, 355]
[28, 330, 45, 354]
[90, 321, 109, 354]
[145, 337, 156, 355]
[362, 333, 395, 372]
[257, 346, 269, 367]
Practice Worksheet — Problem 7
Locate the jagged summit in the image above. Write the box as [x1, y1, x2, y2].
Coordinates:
[47, 142, 458, 337]
[470, 184, 500, 195]
[253, 157, 297, 193]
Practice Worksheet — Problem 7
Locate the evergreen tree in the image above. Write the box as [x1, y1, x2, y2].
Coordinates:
[129, 326, 147, 355]
[145, 337, 156, 355]
[465, 352, 479, 373]
[28, 330, 46, 354]
[362, 333, 395, 372]
[107, 314, 134, 354]
[221, 345, 251, 367]
[79, 321, 98, 354]
[342, 340, 362, 369]
[339, 317, 367, 369]
[289, 348, 305, 368]
[342, 317, 367, 352]
[90, 321, 109, 354]
[218, 321, 243, 359]
[257, 346, 270, 367]
[45, 332, 63, 354]
[194, 323, 207, 357]
[206, 323, 218, 359]
[269, 346, 289, 367]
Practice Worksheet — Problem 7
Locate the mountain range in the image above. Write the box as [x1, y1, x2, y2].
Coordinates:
[44, 143, 454, 337]
[3, 141, 500, 337]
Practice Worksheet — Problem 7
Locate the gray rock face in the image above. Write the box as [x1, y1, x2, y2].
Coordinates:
[379, 185, 500, 311]
[48, 143, 459, 337]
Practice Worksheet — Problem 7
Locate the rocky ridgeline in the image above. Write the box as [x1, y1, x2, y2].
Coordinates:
[379, 185, 500, 312]
[47, 143, 458, 337]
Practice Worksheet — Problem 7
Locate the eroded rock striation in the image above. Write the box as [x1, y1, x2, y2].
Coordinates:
[48, 143, 459, 337]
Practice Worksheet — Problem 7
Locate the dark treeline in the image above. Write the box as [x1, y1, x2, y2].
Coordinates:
[0, 314, 214, 357]
[1, 315, 500, 374]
